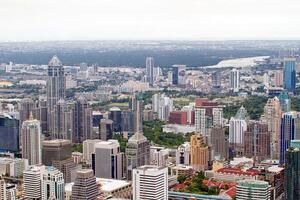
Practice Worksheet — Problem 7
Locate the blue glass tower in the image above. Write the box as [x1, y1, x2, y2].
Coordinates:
[283, 57, 296, 93]
[0, 113, 19, 152]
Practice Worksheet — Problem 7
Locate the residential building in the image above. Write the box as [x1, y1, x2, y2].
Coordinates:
[237, 180, 270, 200]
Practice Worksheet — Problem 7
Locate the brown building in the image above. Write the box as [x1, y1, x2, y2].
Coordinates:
[42, 139, 76, 183]
[169, 111, 188, 125]
[190, 134, 209, 171]
[244, 121, 271, 162]
[210, 126, 228, 159]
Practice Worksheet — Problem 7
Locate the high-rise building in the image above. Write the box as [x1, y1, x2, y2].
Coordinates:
[121, 110, 135, 132]
[274, 70, 283, 87]
[236, 180, 271, 200]
[190, 134, 208, 171]
[99, 119, 113, 141]
[83, 139, 102, 164]
[73, 97, 92, 143]
[283, 57, 296, 92]
[150, 146, 169, 166]
[71, 169, 99, 200]
[42, 166, 64, 200]
[230, 68, 240, 92]
[280, 111, 300, 164]
[176, 142, 190, 165]
[172, 64, 186, 85]
[131, 96, 143, 133]
[262, 97, 282, 159]
[285, 140, 300, 199]
[146, 57, 155, 85]
[125, 132, 150, 180]
[0, 113, 19, 152]
[42, 139, 75, 183]
[47, 55, 65, 111]
[210, 126, 228, 159]
[38, 96, 48, 132]
[23, 165, 45, 200]
[244, 121, 271, 163]
[152, 94, 173, 121]
[133, 165, 168, 200]
[93, 140, 124, 179]
[109, 107, 122, 133]
[0, 178, 6, 200]
[18, 98, 39, 131]
[278, 90, 291, 112]
[21, 115, 42, 165]
[212, 71, 221, 90]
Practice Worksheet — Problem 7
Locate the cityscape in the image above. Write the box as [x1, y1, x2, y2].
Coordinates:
[0, 0, 300, 200]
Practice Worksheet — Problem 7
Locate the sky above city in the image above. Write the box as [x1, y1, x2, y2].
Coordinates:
[1, 0, 300, 41]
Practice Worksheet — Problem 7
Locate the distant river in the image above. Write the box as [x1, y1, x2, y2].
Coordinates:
[204, 56, 270, 69]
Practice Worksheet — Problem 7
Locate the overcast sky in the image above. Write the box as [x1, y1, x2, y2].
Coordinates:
[1, 0, 300, 41]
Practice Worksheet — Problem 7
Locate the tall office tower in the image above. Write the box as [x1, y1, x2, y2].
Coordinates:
[152, 93, 160, 113]
[38, 96, 48, 132]
[83, 139, 102, 164]
[93, 140, 124, 179]
[158, 95, 173, 121]
[212, 71, 221, 89]
[131, 96, 143, 133]
[71, 169, 99, 200]
[99, 119, 113, 141]
[109, 107, 122, 133]
[0, 113, 19, 152]
[125, 132, 150, 180]
[278, 90, 291, 112]
[73, 97, 92, 143]
[236, 180, 271, 200]
[194, 98, 223, 136]
[167, 71, 173, 85]
[47, 55, 65, 111]
[262, 97, 282, 159]
[50, 99, 73, 140]
[190, 134, 209, 171]
[121, 110, 135, 132]
[92, 111, 103, 128]
[18, 98, 39, 131]
[133, 165, 168, 200]
[210, 126, 228, 159]
[285, 140, 300, 199]
[23, 165, 45, 200]
[280, 112, 300, 164]
[283, 57, 296, 92]
[21, 115, 42, 165]
[274, 70, 283, 87]
[42, 139, 75, 183]
[0, 178, 6, 200]
[229, 117, 247, 157]
[230, 68, 240, 92]
[176, 142, 190, 165]
[172, 64, 186, 85]
[42, 166, 64, 200]
[244, 121, 271, 163]
[146, 57, 154, 85]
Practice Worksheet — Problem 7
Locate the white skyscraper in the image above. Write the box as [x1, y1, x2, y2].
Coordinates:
[230, 68, 240, 92]
[195, 108, 206, 135]
[23, 165, 45, 199]
[133, 165, 168, 200]
[21, 115, 42, 165]
[152, 93, 173, 121]
[146, 57, 154, 85]
[229, 117, 247, 144]
[42, 166, 64, 200]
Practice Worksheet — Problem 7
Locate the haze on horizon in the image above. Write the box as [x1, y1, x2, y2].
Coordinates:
[1, 0, 300, 41]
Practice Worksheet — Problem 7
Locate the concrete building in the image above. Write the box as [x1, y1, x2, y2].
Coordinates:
[21, 115, 42, 165]
[133, 165, 168, 200]
[82, 139, 102, 164]
[172, 64, 186, 85]
[71, 169, 99, 200]
[109, 107, 122, 133]
[229, 115, 247, 157]
[230, 68, 240, 92]
[146, 57, 155, 85]
[99, 119, 113, 141]
[125, 132, 150, 180]
[169, 111, 188, 125]
[150, 146, 169, 166]
[0, 113, 19, 152]
[42, 166, 64, 200]
[0, 157, 28, 178]
[23, 165, 45, 199]
[190, 134, 209, 171]
[171, 165, 194, 178]
[176, 142, 190, 165]
[210, 126, 228, 159]
[93, 140, 124, 179]
[236, 180, 270, 200]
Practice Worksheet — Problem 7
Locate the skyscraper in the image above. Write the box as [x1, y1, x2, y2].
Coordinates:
[210, 126, 228, 159]
[172, 64, 186, 85]
[93, 140, 124, 179]
[133, 165, 168, 200]
[280, 111, 300, 164]
[236, 180, 271, 200]
[146, 57, 154, 85]
[262, 97, 282, 159]
[131, 96, 143, 133]
[278, 90, 291, 112]
[71, 169, 99, 200]
[285, 140, 300, 199]
[42, 166, 65, 200]
[230, 68, 240, 93]
[109, 107, 122, 133]
[190, 134, 209, 171]
[23, 165, 45, 200]
[176, 142, 190, 165]
[283, 57, 296, 92]
[0, 113, 19, 152]
[21, 115, 42, 165]
[125, 132, 150, 180]
[47, 55, 65, 111]
[99, 119, 113, 141]
[152, 94, 173, 121]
